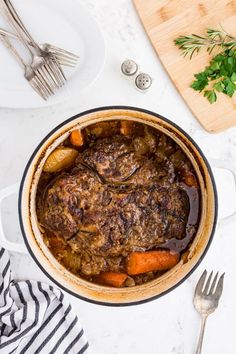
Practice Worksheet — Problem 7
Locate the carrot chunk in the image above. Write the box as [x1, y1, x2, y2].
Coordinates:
[70, 129, 84, 147]
[127, 251, 180, 275]
[98, 272, 128, 287]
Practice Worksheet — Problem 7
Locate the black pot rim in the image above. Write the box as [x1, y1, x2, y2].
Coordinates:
[18, 105, 218, 307]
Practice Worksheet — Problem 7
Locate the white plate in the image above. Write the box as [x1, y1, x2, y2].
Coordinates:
[0, 0, 105, 108]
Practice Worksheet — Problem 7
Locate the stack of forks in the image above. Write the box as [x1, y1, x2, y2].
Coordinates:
[0, 0, 79, 100]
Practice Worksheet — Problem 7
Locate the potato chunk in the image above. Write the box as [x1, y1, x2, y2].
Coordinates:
[43, 147, 79, 173]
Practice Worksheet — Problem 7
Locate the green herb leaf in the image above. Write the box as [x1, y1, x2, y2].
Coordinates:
[191, 72, 209, 91]
[204, 90, 217, 103]
[213, 81, 224, 92]
[231, 72, 236, 82]
[174, 28, 236, 103]
[225, 80, 236, 97]
[174, 28, 236, 58]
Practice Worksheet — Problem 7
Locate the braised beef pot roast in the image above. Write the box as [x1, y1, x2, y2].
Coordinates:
[36, 121, 200, 287]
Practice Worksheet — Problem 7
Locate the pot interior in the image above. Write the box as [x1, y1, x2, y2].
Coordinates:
[19, 107, 217, 305]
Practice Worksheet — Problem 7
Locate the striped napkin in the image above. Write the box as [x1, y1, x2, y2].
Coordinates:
[0, 248, 89, 354]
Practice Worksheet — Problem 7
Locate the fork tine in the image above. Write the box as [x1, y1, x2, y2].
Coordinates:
[42, 62, 59, 89]
[33, 76, 50, 99]
[30, 77, 47, 100]
[41, 65, 57, 90]
[35, 69, 54, 95]
[51, 51, 79, 62]
[48, 59, 65, 87]
[61, 59, 77, 65]
[40, 65, 58, 92]
[195, 270, 207, 295]
[41, 61, 60, 89]
[214, 273, 225, 299]
[209, 272, 219, 294]
[58, 60, 77, 68]
[29, 79, 45, 100]
[48, 44, 79, 59]
[57, 56, 78, 64]
[203, 271, 213, 294]
[56, 57, 78, 66]
[52, 58, 67, 82]
[47, 59, 66, 87]
[56, 57, 78, 67]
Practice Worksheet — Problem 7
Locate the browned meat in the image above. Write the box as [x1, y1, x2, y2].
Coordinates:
[76, 135, 142, 183]
[38, 135, 190, 276]
[38, 165, 111, 238]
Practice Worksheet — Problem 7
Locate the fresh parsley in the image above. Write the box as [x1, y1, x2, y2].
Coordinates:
[174, 29, 236, 103]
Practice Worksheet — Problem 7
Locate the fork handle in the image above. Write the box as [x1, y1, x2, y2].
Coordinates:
[0, 0, 36, 56]
[0, 27, 34, 46]
[0, 33, 26, 69]
[195, 314, 208, 354]
[3, 0, 40, 51]
[0, 27, 17, 39]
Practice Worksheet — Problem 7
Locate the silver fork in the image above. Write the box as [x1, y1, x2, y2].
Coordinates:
[0, 27, 79, 68]
[0, 33, 48, 99]
[3, 0, 66, 89]
[1, 0, 66, 94]
[193, 270, 225, 354]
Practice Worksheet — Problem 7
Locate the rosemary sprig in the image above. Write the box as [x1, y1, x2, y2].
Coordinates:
[174, 28, 236, 58]
[174, 28, 236, 103]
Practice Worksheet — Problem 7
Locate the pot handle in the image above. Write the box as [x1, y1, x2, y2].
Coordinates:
[0, 183, 27, 253]
[210, 158, 236, 226]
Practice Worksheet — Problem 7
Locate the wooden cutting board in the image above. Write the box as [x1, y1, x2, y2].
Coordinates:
[133, 0, 236, 133]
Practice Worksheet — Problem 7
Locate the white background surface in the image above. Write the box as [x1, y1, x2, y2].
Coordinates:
[1, 1, 236, 353]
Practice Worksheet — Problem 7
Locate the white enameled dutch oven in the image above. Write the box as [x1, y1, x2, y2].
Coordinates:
[1, 106, 236, 306]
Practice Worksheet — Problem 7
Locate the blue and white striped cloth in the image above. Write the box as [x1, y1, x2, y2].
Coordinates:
[0, 248, 89, 354]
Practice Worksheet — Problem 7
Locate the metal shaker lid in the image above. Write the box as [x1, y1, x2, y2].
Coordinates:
[121, 59, 138, 76]
[135, 73, 152, 90]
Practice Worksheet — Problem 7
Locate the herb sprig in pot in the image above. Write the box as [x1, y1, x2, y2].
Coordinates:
[174, 28, 236, 103]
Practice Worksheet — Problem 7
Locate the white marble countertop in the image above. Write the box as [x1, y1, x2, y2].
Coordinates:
[1, 1, 236, 353]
